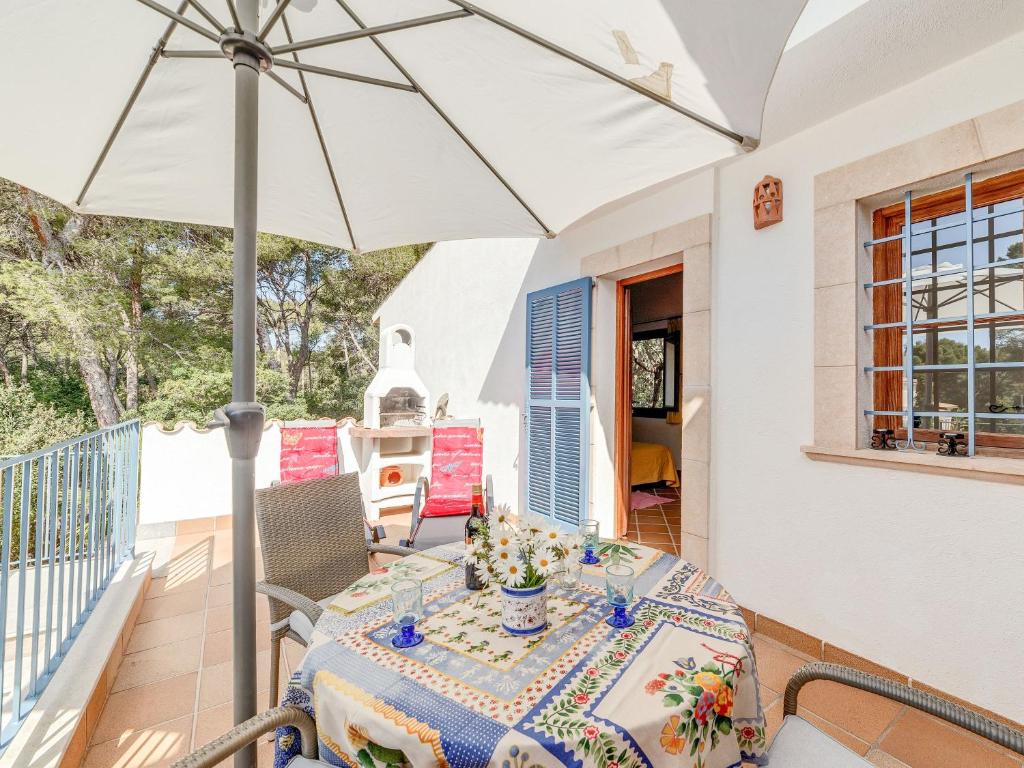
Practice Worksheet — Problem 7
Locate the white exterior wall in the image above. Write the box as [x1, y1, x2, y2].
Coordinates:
[711, 32, 1024, 721]
[376, 32, 1024, 721]
[376, 171, 714, 535]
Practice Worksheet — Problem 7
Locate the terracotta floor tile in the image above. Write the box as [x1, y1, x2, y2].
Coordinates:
[127, 611, 206, 654]
[169, 533, 215, 560]
[645, 541, 678, 555]
[751, 636, 809, 694]
[91, 673, 198, 745]
[203, 599, 269, 635]
[638, 532, 675, 544]
[207, 583, 234, 608]
[865, 749, 912, 768]
[635, 510, 665, 520]
[113, 636, 203, 692]
[146, 576, 207, 600]
[880, 708, 1021, 768]
[210, 563, 234, 586]
[796, 680, 902, 743]
[198, 650, 277, 710]
[84, 714, 194, 768]
[282, 638, 307, 671]
[759, 684, 780, 711]
[177, 517, 216, 535]
[138, 590, 207, 624]
[637, 523, 670, 534]
[202, 627, 270, 668]
[796, 706, 870, 755]
[163, 554, 212, 591]
[755, 616, 822, 660]
[763, 697, 785, 745]
[194, 700, 234, 748]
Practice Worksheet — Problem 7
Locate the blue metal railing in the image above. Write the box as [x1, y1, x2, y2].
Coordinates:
[0, 419, 140, 749]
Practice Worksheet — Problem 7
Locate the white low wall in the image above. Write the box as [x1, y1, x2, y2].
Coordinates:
[138, 422, 283, 524]
[139, 421, 363, 525]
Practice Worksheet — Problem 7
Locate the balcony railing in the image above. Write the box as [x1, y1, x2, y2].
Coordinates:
[0, 420, 140, 749]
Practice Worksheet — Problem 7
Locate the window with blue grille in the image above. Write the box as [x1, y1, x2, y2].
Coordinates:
[865, 169, 1024, 454]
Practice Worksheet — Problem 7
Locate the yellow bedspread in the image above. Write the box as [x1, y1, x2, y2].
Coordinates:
[630, 441, 678, 487]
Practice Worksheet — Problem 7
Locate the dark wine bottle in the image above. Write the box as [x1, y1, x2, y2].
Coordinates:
[464, 483, 486, 590]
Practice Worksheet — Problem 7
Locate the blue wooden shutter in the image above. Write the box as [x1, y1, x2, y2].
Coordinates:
[525, 278, 591, 527]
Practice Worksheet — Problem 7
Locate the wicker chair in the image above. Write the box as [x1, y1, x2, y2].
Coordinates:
[255, 472, 415, 711]
[170, 706, 320, 768]
[769, 662, 1024, 766]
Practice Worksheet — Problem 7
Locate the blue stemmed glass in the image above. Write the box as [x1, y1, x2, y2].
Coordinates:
[390, 579, 424, 648]
[605, 564, 636, 628]
[579, 519, 600, 565]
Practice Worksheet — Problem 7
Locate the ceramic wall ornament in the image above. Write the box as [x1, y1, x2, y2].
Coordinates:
[753, 175, 783, 230]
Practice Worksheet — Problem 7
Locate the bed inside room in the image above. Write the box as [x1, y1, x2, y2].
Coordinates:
[623, 269, 682, 551]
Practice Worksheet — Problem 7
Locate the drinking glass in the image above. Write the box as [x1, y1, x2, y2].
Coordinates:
[390, 579, 424, 648]
[558, 560, 583, 589]
[579, 519, 600, 564]
[605, 564, 636, 628]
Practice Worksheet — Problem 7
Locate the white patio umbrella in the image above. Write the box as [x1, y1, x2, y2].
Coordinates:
[0, 0, 804, 762]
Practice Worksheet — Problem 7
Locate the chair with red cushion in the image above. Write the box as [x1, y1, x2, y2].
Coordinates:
[402, 421, 493, 549]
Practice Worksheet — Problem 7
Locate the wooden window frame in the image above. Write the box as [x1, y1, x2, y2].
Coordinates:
[871, 168, 1024, 450]
[631, 326, 680, 418]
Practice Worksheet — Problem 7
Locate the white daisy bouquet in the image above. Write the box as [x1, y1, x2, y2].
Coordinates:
[465, 505, 579, 589]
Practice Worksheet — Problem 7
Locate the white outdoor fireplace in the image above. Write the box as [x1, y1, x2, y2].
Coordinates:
[352, 325, 431, 519]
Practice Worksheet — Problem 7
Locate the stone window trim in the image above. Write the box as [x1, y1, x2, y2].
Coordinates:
[582, 213, 713, 568]
[807, 99, 1024, 482]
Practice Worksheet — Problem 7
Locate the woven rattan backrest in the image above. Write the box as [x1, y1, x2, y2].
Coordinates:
[255, 472, 370, 625]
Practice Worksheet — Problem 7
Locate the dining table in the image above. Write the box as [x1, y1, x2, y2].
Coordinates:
[273, 540, 766, 768]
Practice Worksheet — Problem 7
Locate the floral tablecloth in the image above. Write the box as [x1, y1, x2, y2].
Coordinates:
[274, 542, 766, 768]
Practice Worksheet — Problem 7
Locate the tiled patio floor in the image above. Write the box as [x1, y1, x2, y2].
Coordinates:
[84, 511, 1022, 768]
[624, 485, 681, 555]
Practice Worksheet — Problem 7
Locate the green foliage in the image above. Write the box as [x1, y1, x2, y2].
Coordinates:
[137, 353, 311, 427]
[0, 384, 88, 457]
[0, 177, 425, 447]
[26, 365, 94, 423]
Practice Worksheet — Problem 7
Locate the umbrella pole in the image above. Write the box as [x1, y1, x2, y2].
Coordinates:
[224, 1, 263, 766]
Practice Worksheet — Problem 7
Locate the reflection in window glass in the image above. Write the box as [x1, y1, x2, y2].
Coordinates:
[632, 337, 665, 410]
[872, 176, 1024, 446]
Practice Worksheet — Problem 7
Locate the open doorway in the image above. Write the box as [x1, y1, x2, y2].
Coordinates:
[614, 265, 682, 554]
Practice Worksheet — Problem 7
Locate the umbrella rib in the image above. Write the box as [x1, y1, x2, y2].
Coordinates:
[76, 1, 193, 206]
[258, 0, 292, 40]
[224, 0, 241, 30]
[271, 10, 471, 54]
[281, 13, 358, 250]
[161, 49, 404, 95]
[332, 0, 554, 238]
[161, 49, 221, 58]
[447, 0, 751, 148]
[133, 0, 221, 44]
[271, 59, 415, 92]
[186, 0, 226, 34]
[266, 71, 308, 103]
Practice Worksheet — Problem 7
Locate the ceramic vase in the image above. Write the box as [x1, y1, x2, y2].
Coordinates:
[500, 584, 548, 635]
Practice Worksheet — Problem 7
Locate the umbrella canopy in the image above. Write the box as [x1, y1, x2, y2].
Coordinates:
[2, 0, 803, 251]
[0, 2, 804, 764]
